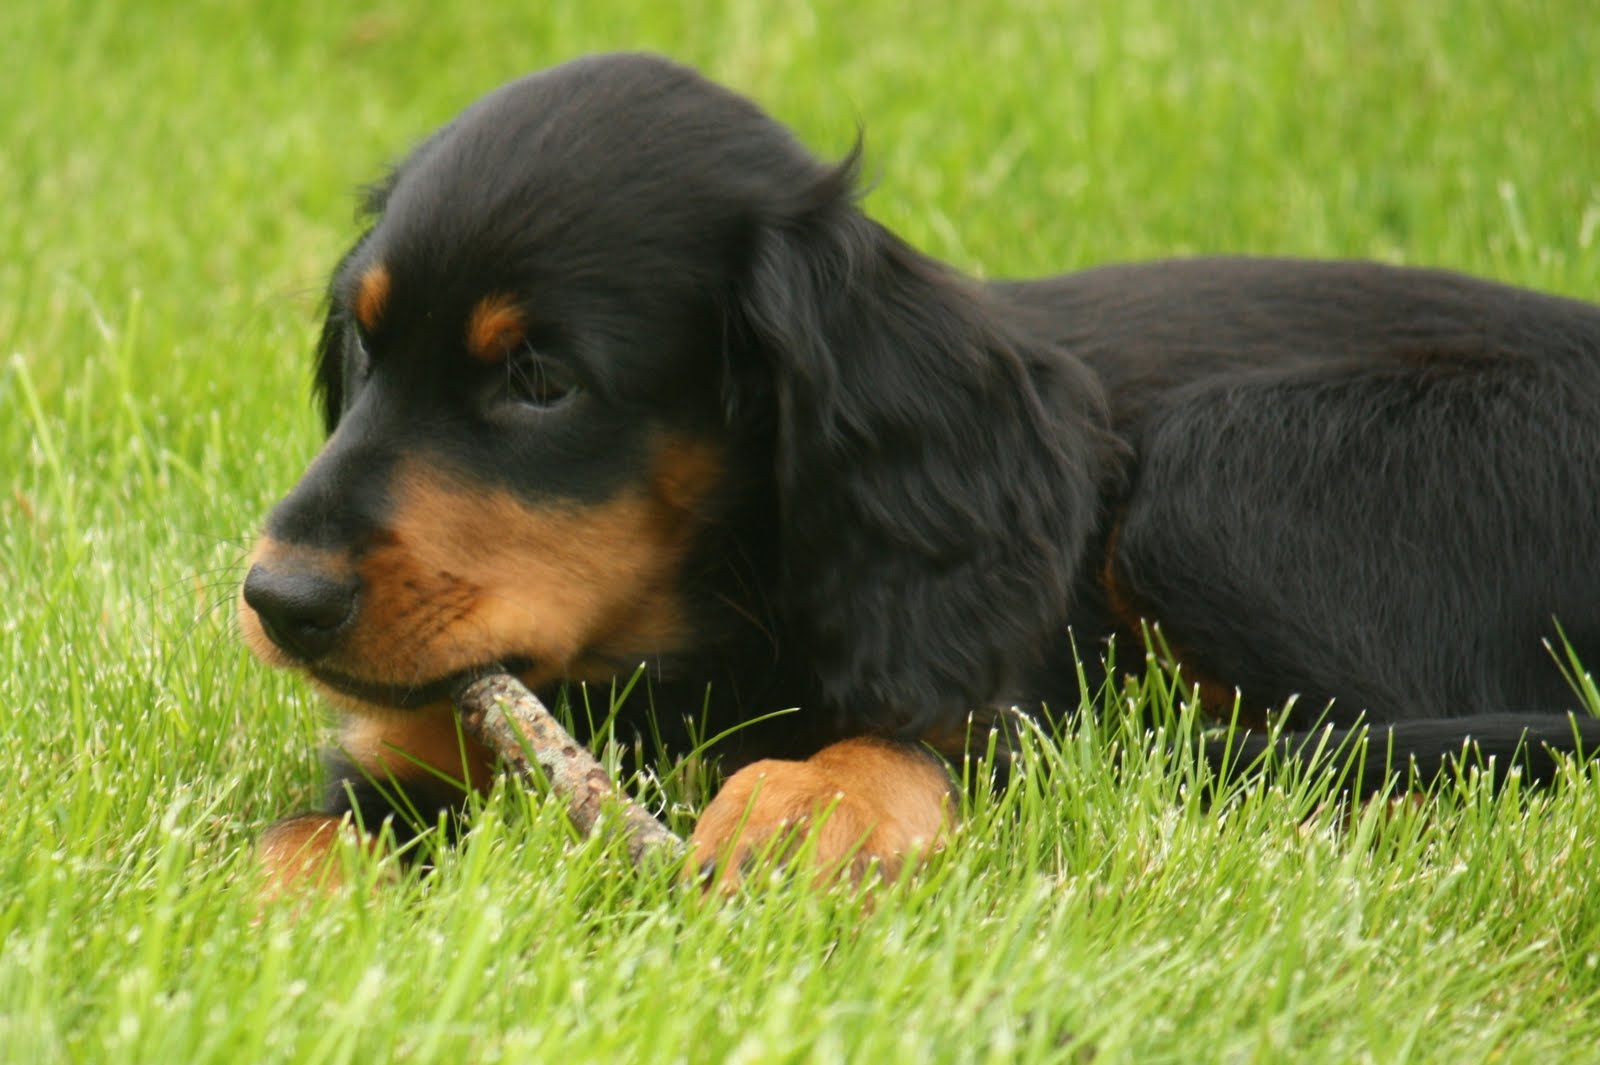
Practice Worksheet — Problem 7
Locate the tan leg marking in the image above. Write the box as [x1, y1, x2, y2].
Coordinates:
[690, 738, 954, 891]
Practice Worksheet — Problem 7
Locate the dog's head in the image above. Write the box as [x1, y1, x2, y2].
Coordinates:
[241, 53, 1110, 733]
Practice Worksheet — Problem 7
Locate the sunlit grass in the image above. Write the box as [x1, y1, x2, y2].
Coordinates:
[4, 2, 1600, 1061]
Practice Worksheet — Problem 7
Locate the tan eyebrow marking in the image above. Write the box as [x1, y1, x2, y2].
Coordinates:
[466, 293, 527, 363]
[354, 264, 391, 333]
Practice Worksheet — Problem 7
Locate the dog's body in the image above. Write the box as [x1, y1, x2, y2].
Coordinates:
[241, 53, 1600, 889]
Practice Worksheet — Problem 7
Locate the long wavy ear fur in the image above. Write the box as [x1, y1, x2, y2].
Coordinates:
[313, 166, 407, 433]
[737, 158, 1114, 736]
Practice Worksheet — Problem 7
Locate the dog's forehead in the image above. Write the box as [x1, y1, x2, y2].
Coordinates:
[357, 53, 825, 288]
[328, 52, 839, 402]
[382, 57, 774, 234]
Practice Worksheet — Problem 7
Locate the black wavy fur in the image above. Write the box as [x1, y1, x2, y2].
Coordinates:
[283, 53, 1600, 809]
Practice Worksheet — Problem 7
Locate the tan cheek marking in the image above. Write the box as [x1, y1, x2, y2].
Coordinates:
[466, 293, 526, 363]
[339, 708, 494, 795]
[373, 483, 640, 673]
[256, 435, 726, 690]
[331, 441, 717, 685]
[650, 437, 725, 515]
[354, 263, 391, 334]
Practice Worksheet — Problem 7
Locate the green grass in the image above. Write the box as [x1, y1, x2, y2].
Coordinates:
[5, 1, 1600, 1061]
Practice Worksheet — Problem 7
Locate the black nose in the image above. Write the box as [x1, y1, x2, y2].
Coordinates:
[242, 563, 358, 662]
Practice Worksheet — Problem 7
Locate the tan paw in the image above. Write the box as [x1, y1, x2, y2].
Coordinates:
[255, 813, 380, 901]
[688, 738, 953, 891]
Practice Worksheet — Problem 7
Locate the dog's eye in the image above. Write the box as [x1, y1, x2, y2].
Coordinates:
[506, 353, 580, 409]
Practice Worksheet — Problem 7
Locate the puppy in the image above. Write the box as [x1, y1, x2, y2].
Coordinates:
[241, 52, 1600, 891]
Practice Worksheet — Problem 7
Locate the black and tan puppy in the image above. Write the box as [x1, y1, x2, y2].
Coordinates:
[241, 52, 1600, 890]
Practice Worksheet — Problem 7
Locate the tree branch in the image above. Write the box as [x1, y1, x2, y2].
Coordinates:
[454, 672, 686, 867]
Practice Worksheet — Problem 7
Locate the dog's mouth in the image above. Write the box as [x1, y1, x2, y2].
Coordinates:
[307, 656, 538, 710]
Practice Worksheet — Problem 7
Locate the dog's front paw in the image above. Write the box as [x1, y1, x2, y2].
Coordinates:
[255, 813, 373, 899]
[688, 738, 953, 891]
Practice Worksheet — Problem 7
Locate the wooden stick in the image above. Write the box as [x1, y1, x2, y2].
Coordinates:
[454, 671, 686, 867]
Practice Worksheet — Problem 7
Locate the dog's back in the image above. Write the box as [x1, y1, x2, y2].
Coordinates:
[1004, 258, 1600, 731]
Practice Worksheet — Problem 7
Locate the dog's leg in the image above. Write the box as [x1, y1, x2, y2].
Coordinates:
[257, 707, 493, 895]
[689, 738, 955, 891]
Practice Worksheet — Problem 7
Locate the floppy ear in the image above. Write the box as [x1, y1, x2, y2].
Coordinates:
[313, 168, 408, 432]
[312, 296, 354, 434]
[736, 164, 1114, 736]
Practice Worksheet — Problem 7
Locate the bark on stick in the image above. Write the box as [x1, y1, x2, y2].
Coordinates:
[455, 672, 686, 867]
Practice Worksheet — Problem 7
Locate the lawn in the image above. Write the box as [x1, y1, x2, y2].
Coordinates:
[4, 1, 1600, 1062]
